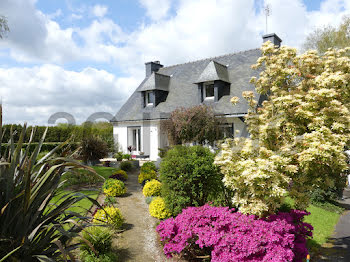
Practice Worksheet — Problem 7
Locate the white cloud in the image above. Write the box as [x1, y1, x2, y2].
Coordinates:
[0, 65, 139, 125]
[139, 0, 171, 20]
[92, 4, 108, 18]
[1, 0, 350, 124]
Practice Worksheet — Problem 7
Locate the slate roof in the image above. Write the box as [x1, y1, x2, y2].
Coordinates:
[194, 61, 230, 84]
[138, 72, 170, 92]
[112, 48, 261, 122]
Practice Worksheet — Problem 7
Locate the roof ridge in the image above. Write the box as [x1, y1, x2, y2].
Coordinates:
[161, 48, 260, 69]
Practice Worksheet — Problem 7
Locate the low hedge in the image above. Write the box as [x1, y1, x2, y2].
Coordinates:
[0, 142, 79, 154]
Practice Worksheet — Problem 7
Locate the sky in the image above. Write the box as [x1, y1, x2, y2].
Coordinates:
[0, 0, 349, 125]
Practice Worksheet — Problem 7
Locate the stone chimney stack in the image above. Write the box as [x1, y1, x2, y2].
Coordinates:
[145, 61, 163, 77]
[262, 33, 282, 47]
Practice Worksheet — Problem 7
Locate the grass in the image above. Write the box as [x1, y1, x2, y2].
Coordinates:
[61, 166, 118, 188]
[284, 197, 342, 251]
[50, 190, 99, 215]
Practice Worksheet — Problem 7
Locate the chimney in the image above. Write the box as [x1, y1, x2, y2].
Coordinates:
[262, 33, 282, 47]
[145, 61, 163, 77]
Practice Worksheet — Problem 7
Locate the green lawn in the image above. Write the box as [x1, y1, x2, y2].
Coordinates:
[91, 166, 118, 179]
[61, 166, 118, 188]
[50, 190, 99, 215]
[285, 197, 342, 250]
[304, 204, 341, 247]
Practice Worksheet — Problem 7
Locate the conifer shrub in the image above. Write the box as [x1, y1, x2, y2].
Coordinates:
[93, 206, 124, 229]
[143, 179, 162, 197]
[159, 145, 224, 215]
[109, 169, 128, 181]
[149, 197, 171, 219]
[103, 179, 127, 197]
[138, 170, 157, 184]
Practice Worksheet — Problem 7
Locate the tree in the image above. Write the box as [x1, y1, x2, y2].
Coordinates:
[303, 16, 350, 53]
[0, 15, 9, 39]
[161, 105, 221, 145]
[215, 41, 350, 216]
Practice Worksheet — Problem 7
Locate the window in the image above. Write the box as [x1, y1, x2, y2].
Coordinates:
[129, 127, 141, 151]
[145, 91, 154, 106]
[220, 123, 234, 138]
[204, 82, 214, 99]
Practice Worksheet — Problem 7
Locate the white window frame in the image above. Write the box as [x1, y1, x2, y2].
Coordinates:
[204, 81, 215, 100]
[128, 126, 141, 152]
[146, 91, 154, 106]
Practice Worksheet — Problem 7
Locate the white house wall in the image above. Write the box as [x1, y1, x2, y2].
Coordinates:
[113, 120, 164, 161]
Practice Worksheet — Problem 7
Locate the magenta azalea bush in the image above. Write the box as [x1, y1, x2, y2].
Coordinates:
[157, 204, 313, 262]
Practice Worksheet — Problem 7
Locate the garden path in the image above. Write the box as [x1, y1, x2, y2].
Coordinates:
[114, 169, 172, 262]
[316, 187, 350, 261]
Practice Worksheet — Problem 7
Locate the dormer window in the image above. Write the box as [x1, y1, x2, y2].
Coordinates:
[204, 82, 215, 100]
[146, 91, 154, 106]
[194, 60, 231, 103]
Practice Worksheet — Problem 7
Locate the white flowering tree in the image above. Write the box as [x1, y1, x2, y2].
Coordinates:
[215, 42, 350, 216]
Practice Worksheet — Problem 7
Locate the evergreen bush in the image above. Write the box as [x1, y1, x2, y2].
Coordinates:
[142, 179, 162, 197]
[103, 179, 127, 197]
[159, 145, 224, 215]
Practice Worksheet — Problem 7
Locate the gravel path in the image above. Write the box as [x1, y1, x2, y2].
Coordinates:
[316, 187, 350, 261]
[114, 169, 171, 262]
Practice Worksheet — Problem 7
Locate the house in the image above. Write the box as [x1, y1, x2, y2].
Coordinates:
[111, 33, 282, 161]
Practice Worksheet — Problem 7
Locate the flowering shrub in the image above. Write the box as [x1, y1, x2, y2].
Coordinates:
[149, 197, 171, 219]
[138, 170, 157, 184]
[93, 206, 124, 229]
[143, 179, 162, 197]
[109, 169, 128, 182]
[215, 42, 350, 215]
[103, 179, 127, 197]
[157, 204, 313, 262]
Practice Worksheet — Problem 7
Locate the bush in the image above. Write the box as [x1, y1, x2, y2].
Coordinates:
[122, 154, 131, 160]
[120, 161, 132, 171]
[149, 197, 171, 219]
[114, 152, 123, 161]
[141, 161, 157, 172]
[80, 250, 118, 262]
[103, 179, 127, 197]
[80, 136, 109, 163]
[159, 145, 224, 215]
[109, 170, 128, 182]
[157, 204, 313, 262]
[138, 170, 157, 184]
[93, 206, 124, 229]
[61, 169, 103, 188]
[143, 179, 162, 197]
[80, 226, 113, 254]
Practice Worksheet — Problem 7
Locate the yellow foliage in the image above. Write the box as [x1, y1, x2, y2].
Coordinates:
[142, 179, 162, 197]
[93, 206, 124, 228]
[149, 197, 171, 219]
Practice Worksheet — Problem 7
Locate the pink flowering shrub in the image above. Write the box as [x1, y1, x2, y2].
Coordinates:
[156, 204, 313, 262]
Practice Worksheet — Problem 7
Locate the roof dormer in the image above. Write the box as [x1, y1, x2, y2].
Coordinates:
[195, 61, 230, 103]
[139, 72, 170, 107]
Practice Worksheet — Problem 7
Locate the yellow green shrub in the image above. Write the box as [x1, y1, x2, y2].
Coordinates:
[142, 179, 162, 197]
[103, 179, 126, 197]
[138, 170, 157, 184]
[93, 206, 124, 229]
[149, 197, 171, 219]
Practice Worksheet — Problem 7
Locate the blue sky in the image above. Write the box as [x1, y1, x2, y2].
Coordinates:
[0, 0, 349, 125]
